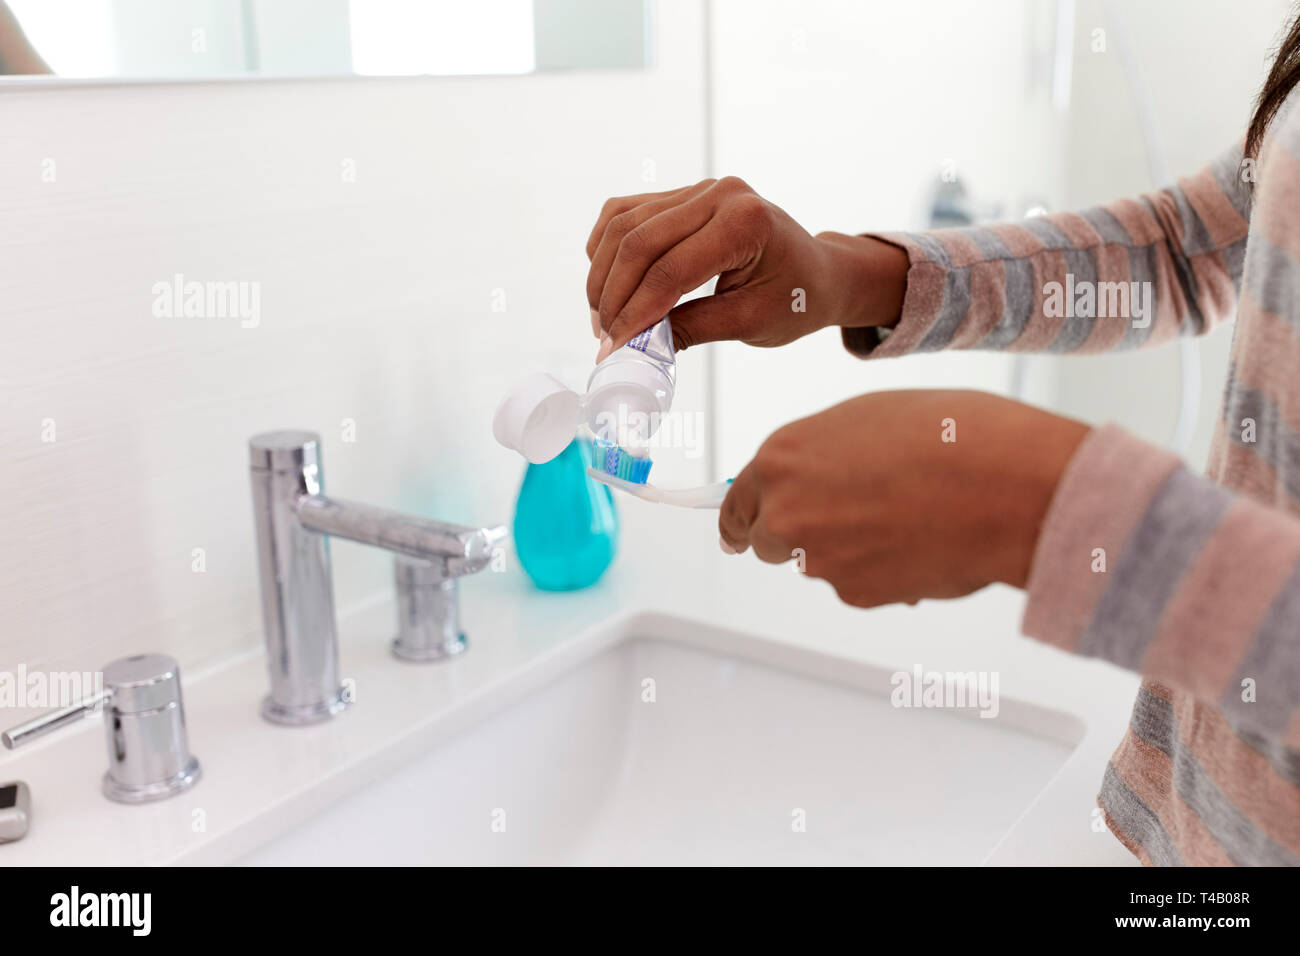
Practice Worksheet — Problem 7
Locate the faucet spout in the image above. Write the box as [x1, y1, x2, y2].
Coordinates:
[296, 496, 505, 575]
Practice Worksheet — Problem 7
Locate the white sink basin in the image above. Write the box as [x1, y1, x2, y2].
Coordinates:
[238, 614, 1082, 866]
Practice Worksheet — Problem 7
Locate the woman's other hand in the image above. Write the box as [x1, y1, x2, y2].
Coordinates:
[718, 390, 1092, 607]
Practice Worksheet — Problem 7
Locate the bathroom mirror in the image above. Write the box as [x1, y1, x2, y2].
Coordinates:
[0, 0, 650, 80]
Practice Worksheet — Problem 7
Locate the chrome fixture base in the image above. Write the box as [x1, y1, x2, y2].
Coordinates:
[102, 757, 202, 804]
[261, 691, 350, 727]
[391, 633, 467, 663]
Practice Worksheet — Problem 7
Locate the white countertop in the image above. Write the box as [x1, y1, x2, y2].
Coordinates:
[0, 502, 1139, 866]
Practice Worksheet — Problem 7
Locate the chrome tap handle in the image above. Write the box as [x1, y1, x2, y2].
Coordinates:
[2, 654, 201, 804]
[2, 691, 110, 749]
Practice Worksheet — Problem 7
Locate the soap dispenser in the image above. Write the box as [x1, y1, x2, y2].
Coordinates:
[510, 437, 618, 591]
[493, 368, 620, 591]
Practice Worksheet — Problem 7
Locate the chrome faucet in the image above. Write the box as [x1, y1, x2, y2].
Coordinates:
[248, 430, 505, 726]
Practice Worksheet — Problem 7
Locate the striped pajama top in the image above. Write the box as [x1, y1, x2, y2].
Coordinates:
[842, 104, 1300, 865]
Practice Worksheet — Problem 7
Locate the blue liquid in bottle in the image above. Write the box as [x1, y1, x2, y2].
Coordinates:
[512, 438, 618, 591]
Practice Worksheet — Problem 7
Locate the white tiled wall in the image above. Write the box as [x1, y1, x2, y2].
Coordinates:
[0, 3, 708, 722]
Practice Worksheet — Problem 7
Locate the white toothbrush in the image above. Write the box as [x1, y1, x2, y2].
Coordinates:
[586, 468, 733, 509]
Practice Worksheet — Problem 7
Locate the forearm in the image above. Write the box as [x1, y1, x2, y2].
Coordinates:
[1023, 424, 1300, 742]
[834, 144, 1252, 360]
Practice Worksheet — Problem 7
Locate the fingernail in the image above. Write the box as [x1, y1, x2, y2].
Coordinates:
[590, 308, 601, 338]
[719, 536, 737, 555]
[596, 334, 614, 363]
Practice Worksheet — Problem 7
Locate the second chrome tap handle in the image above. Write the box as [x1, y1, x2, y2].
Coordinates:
[2, 690, 110, 750]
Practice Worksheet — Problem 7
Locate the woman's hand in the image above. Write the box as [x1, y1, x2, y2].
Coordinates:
[718, 390, 1091, 607]
[585, 176, 908, 360]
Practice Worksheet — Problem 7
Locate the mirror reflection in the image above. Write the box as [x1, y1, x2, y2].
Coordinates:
[0, 0, 650, 79]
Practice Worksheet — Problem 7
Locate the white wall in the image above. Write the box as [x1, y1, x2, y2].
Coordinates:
[1048, 0, 1291, 467]
[0, 2, 708, 724]
[708, 0, 1069, 479]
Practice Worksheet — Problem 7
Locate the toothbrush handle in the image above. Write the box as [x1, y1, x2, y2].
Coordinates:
[676, 480, 733, 509]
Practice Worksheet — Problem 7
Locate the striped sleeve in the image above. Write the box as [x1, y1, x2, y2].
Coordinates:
[843, 144, 1252, 358]
[1022, 424, 1300, 746]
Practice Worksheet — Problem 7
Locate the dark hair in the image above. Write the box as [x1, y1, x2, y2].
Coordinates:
[1248, 12, 1300, 158]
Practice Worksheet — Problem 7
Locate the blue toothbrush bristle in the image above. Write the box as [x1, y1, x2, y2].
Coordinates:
[595, 440, 652, 484]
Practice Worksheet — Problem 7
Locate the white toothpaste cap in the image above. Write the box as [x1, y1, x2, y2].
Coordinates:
[492, 372, 581, 464]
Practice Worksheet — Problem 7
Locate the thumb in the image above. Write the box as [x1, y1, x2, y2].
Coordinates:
[667, 293, 748, 353]
[718, 457, 760, 554]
